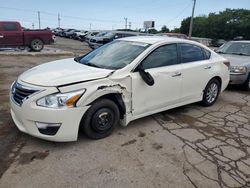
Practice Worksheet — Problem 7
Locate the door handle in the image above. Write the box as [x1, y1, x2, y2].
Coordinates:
[0, 35, 4, 38]
[172, 72, 182, 77]
[204, 66, 211, 69]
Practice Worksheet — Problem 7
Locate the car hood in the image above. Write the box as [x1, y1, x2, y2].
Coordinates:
[19, 58, 113, 87]
[221, 54, 250, 66]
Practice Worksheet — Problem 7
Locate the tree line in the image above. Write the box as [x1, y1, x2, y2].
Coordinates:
[148, 9, 250, 40]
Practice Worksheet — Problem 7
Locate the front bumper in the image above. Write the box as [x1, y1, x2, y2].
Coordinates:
[229, 73, 248, 85]
[10, 82, 89, 142]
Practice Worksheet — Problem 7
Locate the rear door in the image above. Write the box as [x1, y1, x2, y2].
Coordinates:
[0, 22, 23, 46]
[179, 43, 213, 102]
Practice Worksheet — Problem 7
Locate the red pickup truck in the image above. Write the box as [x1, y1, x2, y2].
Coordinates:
[0, 21, 54, 51]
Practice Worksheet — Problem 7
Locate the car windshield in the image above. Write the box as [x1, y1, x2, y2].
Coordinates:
[79, 40, 150, 70]
[103, 32, 115, 39]
[217, 42, 250, 56]
[96, 32, 108, 37]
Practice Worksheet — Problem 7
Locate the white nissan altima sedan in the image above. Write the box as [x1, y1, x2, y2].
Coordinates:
[10, 36, 230, 142]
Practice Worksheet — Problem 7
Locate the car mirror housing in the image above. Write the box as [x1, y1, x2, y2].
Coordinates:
[137, 65, 155, 86]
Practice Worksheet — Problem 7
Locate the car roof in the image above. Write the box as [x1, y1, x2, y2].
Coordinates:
[118, 36, 188, 45]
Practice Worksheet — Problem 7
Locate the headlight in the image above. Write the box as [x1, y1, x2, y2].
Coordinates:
[37, 89, 86, 109]
[230, 66, 247, 74]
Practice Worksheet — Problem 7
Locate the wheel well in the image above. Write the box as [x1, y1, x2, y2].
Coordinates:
[30, 38, 44, 45]
[93, 93, 126, 119]
[210, 76, 222, 90]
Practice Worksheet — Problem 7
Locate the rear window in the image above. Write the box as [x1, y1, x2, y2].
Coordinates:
[180, 43, 206, 63]
[3, 23, 17, 31]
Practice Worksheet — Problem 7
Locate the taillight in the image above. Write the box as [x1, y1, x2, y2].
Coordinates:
[223, 61, 230, 69]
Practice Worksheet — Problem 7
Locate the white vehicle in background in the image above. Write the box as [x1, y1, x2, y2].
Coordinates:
[73, 30, 88, 40]
[10, 36, 230, 142]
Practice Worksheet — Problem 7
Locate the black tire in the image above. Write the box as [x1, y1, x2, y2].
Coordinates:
[80, 99, 120, 139]
[201, 78, 221, 107]
[30, 39, 44, 52]
[242, 74, 250, 91]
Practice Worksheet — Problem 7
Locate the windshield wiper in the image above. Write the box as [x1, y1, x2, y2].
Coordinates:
[74, 56, 80, 62]
[231, 52, 250, 56]
[216, 51, 226, 54]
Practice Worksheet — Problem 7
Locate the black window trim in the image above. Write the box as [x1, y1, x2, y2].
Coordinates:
[133, 43, 181, 72]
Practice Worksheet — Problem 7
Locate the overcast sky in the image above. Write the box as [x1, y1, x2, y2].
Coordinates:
[0, 0, 250, 30]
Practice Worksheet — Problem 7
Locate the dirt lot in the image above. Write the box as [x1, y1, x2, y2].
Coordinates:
[0, 37, 250, 188]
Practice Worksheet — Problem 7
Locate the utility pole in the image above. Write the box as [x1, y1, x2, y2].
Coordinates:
[58, 13, 61, 28]
[128, 22, 131, 30]
[124, 17, 128, 29]
[38, 11, 41, 29]
[188, 0, 196, 39]
[89, 23, 92, 30]
[32, 23, 34, 29]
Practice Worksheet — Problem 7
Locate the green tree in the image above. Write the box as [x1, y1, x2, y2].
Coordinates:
[148, 28, 158, 34]
[179, 9, 250, 40]
[160, 25, 170, 33]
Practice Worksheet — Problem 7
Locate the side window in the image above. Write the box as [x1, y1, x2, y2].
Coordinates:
[3, 23, 17, 31]
[122, 33, 135, 37]
[142, 44, 178, 69]
[203, 49, 211, 59]
[180, 43, 205, 63]
[114, 33, 123, 39]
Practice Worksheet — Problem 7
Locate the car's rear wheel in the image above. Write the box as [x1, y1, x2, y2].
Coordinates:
[201, 79, 221, 106]
[242, 74, 250, 91]
[30, 39, 44, 52]
[81, 99, 120, 139]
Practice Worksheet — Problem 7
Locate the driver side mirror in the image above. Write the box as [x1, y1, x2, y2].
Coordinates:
[136, 64, 154, 86]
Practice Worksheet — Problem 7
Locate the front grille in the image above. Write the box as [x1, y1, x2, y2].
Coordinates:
[11, 82, 38, 105]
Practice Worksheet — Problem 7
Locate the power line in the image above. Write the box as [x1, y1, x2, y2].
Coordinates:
[0, 6, 124, 24]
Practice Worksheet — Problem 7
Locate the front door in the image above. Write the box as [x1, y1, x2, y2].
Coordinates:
[0, 22, 23, 46]
[131, 43, 182, 117]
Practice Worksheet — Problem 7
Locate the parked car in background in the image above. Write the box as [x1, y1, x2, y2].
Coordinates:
[216, 41, 250, 90]
[66, 29, 80, 39]
[62, 29, 77, 38]
[88, 31, 146, 49]
[84, 31, 100, 42]
[0, 21, 54, 51]
[55, 28, 65, 37]
[157, 33, 188, 39]
[72, 30, 88, 40]
[212, 39, 226, 47]
[10, 36, 229, 142]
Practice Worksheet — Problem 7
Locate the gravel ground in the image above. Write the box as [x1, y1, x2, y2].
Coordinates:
[0, 38, 249, 188]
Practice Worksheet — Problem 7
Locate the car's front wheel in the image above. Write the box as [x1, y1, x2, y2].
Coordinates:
[201, 78, 221, 106]
[81, 99, 120, 139]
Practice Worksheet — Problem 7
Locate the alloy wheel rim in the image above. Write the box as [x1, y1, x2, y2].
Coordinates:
[33, 40, 42, 50]
[206, 83, 218, 104]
